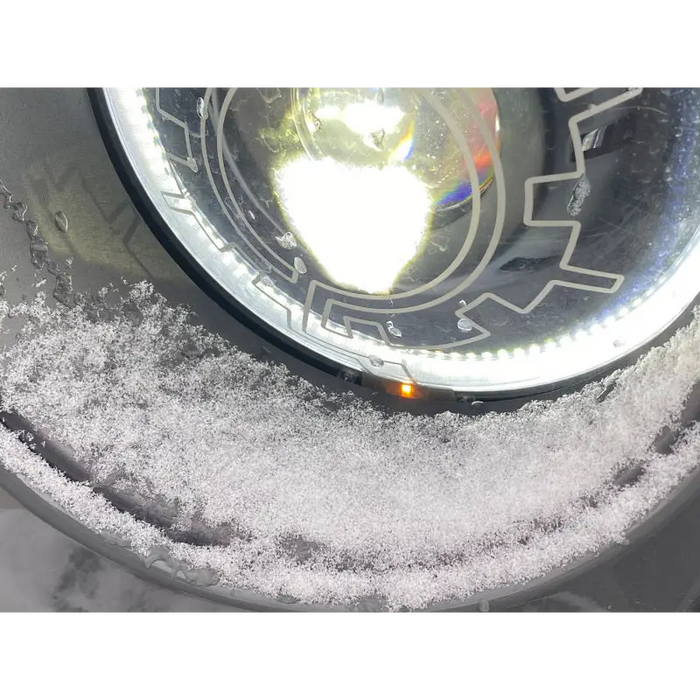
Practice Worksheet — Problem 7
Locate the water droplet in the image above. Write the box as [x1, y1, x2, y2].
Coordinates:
[196, 97, 206, 118]
[370, 129, 385, 149]
[478, 599, 490, 612]
[275, 231, 297, 250]
[386, 321, 402, 338]
[375, 88, 385, 105]
[293, 257, 307, 274]
[309, 113, 322, 133]
[247, 210, 256, 221]
[54, 210, 69, 234]
[25, 220, 39, 237]
[471, 400, 484, 407]
[369, 355, 384, 367]
[11, 201, 27, 222]
[457, 318, 473, 333]
[613, 339, 624, 348]
[53, 272, 76, 308]
[29, 240, 49, 268]
[458, 299, 467, 307]
[187, 157, 198, 173]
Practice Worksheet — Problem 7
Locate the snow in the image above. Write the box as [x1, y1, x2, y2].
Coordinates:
[1, 283, 699, 609]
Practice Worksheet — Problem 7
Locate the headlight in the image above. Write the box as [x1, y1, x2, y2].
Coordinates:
[103, 87, 700, 395]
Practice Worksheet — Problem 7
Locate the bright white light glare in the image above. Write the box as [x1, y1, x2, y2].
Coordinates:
[274, 157, 431, 294]
[314, 102, 406, 139]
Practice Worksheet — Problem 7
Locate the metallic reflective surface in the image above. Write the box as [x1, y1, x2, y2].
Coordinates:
[105, 88, 700, 393]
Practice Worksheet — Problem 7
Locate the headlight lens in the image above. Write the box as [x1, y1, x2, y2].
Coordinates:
[104, 88, 700, 393]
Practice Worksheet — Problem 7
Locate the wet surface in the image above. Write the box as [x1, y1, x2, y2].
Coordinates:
[0, 494, 230, 612]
